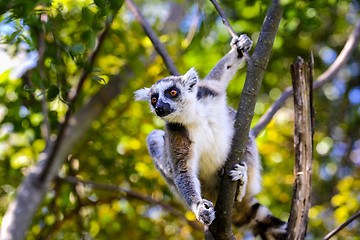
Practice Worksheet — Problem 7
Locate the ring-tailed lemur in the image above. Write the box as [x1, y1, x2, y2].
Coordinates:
[135, 34, 287, 239]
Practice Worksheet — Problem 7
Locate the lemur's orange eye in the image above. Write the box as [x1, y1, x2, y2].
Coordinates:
[151, 97, 157, 103]
[170, 90, 177, 96]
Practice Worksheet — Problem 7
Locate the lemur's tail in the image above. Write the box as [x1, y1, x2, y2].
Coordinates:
[233, 197, 287, 240]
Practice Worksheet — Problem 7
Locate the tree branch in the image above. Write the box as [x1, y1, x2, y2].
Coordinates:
[323, 211, 360, 240]
[38, 12, 117, 182]
[57, 176, 203, 230]
[208, 1, 282, 239]
[38, 12, 51, 141]
[252, 19, 360, 137]
[183, 4, 201, 49]
[209, 0, 250, 60]
[209, 0, 236, 38]
[125, 0, 180, 76]
[286, 56, 315, 239]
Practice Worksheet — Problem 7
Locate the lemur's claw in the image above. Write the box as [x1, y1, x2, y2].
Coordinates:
[229, 162, 249, 202]
[231, 34, 253, 54]
[229, 162, 248, 185]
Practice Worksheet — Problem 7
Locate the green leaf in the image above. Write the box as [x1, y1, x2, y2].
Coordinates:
[109, 0, 125, 11]
[93, 0, 104, 9]
[81, 30, 96, 50]
[23, 84, 35, 93]
[50, 62, 57, 73]
[91, 12, 105, 31]
[7, 30, 21, 43]
[20, 35, 35, 50]
[81, 6, 93, 26]
[46, 85, 59, 101]
[94, 0, 106, 14]
[30, 71, 42, 87]
[69, 44, 86, 54]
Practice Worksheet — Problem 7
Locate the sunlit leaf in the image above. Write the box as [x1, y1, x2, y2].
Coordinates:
[92, 75, 107, 85]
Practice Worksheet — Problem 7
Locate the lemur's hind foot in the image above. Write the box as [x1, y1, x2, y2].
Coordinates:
[229, 162, 248, 202]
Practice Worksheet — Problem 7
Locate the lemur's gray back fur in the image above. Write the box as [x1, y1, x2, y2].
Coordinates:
[135, 34, 287, 239]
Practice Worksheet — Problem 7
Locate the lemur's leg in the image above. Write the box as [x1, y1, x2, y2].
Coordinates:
[165, 123, 215, 226]
[147, 130, 188, 203]
[204, 34, 252, 88]
[148, 128, 215, 226]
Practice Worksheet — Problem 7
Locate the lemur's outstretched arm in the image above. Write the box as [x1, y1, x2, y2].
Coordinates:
[204, 34, 252, 88]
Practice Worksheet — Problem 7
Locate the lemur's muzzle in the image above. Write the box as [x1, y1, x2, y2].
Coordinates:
[155, 100, 173, 117]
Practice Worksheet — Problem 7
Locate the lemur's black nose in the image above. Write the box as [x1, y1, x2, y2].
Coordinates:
[155, 100, 172, 117]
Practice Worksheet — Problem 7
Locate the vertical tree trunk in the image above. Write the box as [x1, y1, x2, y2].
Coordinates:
[286, 56, 315, 239]
[207, 0, 283, 239]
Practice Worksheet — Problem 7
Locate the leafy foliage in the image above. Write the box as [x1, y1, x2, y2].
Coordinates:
[0, 0, 359, 239]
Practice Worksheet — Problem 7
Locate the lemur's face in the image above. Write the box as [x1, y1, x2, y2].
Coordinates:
[134, 68, 199, 123]
[149, 79, 182, 118]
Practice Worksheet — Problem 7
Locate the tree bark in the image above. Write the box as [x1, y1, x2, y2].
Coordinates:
[286, 56, 315, 239]
[208, 1, 282, 239]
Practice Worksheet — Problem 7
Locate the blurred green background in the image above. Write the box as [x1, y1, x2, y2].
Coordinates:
[0, 0, 359, 239]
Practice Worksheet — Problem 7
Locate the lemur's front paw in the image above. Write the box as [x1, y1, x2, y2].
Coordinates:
[194, 199, 215, 225]
[231, 34, 253, 56]
[229, 162, 248, 185]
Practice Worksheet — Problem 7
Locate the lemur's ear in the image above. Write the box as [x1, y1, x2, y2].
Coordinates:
[134, 88, 150, 101]
[183, 67, 198, 90]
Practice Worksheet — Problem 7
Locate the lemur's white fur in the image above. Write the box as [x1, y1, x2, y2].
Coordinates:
[135, 34, 286, 238]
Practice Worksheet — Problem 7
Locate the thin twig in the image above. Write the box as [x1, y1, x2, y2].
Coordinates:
[252, 19, 360, 137]
[39, 13, 117, 182]
[183, 5, 201, 49]
[125, 0, 180, 76]
[209, 0, 250, 60]
[38, 11, 51, 141]
[323, 211, 360, 240]
[209, 0, 237, 38]
[57, 176, 203, 230]
[314, 19, 360, 89]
